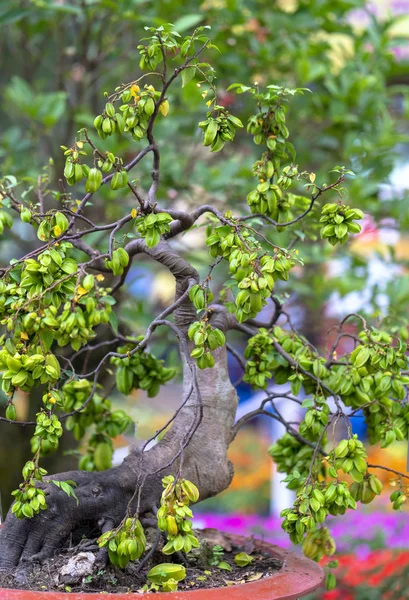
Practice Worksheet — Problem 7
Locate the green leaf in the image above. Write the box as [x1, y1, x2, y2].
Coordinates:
[61, 259, 78, 274]
[217, 561, 232, 571]
[354, 347, 370, 369]
[226, 83, 252, 94]
[109, 311, 119, 334]
[173, 14, 203, 32]
[325, 573, 336, 590]
[0, 8, 31, 25]
[181, 66, 197, 87]
[39, 329, 54, 353]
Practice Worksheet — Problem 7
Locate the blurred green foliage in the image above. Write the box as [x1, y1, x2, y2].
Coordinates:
[0, 0, 409, 367]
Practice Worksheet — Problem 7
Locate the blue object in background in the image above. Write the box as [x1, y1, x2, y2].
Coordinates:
[350, 410, 367, 438]
[126, 267, 153, 298]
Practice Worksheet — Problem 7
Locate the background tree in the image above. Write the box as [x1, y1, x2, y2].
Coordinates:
[0, 24, 408, 593]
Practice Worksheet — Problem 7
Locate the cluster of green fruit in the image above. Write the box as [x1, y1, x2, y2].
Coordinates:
[96, 151, 116, 174]
[350, 473, 383, 504]
[243, 326, 313, 390]
[11, 461, 48, 519]
[37, 211, 69, 241]
[282, 500, 328, 548]
[33, 410, 63, 451]
[246, 182, 283, 216]
[157, 475, 200, 555]
[98, 518, 146, 568]
[206, 223, 254, 261]
[0, 348, 60, 394]
[0, 208, 13, 234]
[245, 98, 289, 149]
[93, 101, 126, 139]
[327, 333, 409, 445]
[188, 284, 214, 312]
[110, 169, 129, 190]
[75, 409, 131, 471]
[61, 379, 132, 469]
[94, 85, 163, 143]
[301, 527, 336, 563]
[8, 243, 78, 313]
[137, 25, 206, 72]
[252, 155, 275, 181]
[28, 390, 65, 454]
[229, 84, 318, 228]
[78, 434, 114, 472]
[111, 344, 175, 397]
[198, 110, 243, 153]
[243, 325, 334, 399]
[187, 320, 226, 369]
[331, 436, 368, 483]
[138, 41, 162, 71]
[22, 250, 76, 299]
[235, 253, 293, 323]
[322, 480, 359, 516]
[84, 168, 103, 193]
[232, 83, 297, 163]
[319, 203, 363, 245]
[52, 299, 110, 352]
[390, 489, 407, 511]
[299, 403, 330, 442]
[134, 212, 173, 248]
[206, 224, 296, 322]
[243, 328, 275, 388]
[282, 482, 354, 546]
[268, 434, 325, 484]
[105, 248, 130, 276]
[247, 183, 310, 226]
[145, 563, 186, 593]
[62, 140, 89, 186]
[277, 164, 299, 189]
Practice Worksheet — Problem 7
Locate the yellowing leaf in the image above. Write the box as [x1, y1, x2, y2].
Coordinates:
[96, 274, 105, 281]
[77, 286, 88, 296]
[130, 84, 140, 97]
[159, 100, 169, 117]
[53, 225, 62, 237]
[247, 573, 263, 582]
[309, 172, 316, 183]
[131, 208, 137, 218]
[20, 332, 29, 340]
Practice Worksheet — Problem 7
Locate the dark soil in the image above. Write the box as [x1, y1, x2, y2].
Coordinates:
[0, 529, 282, 594]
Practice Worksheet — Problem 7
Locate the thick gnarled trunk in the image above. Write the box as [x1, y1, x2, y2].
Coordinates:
[140, 345, 238, 498]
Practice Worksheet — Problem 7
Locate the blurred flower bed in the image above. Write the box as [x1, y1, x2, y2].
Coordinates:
[194, 511, 409, 599]
[194, 510, 409, 555]
[309, 551, 409, 599]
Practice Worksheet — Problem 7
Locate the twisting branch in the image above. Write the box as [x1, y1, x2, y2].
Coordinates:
[367, 464, 409, 482]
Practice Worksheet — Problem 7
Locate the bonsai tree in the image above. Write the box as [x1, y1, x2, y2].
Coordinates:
[0, 24, 408, 592]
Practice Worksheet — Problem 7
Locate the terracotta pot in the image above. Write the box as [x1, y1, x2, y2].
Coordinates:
[0, 532, 324, 600]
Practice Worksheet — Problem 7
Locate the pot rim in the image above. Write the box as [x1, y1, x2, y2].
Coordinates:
[0, 531, 324, 600]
